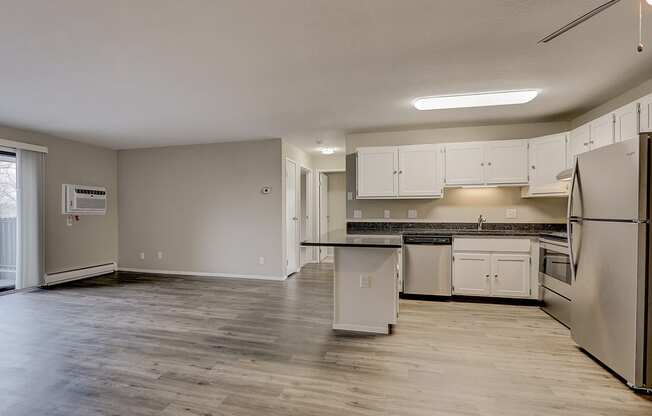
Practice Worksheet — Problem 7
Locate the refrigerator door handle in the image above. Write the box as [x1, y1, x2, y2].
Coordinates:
[567, 159, 579, 280]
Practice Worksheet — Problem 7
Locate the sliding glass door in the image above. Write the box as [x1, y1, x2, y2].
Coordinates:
[0, 151, 17, 291]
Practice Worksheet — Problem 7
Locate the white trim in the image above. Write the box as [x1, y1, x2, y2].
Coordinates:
[332, 323, 389, 334]
[118, 267, 287, 281]
[44, 262, 116, 286]
[0, 138, 48, 153]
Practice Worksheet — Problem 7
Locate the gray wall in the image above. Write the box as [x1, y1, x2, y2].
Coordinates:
[118, 139, 284, 278]
[571, 77, 652, 128]
[0, 125, 118, 274]
[346, 121, 570, 223]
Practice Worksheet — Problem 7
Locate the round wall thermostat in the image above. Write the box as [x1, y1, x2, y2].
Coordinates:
[261, 186, 272, 195]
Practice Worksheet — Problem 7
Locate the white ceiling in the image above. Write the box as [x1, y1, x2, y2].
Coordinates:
[1, 0, 651, 152]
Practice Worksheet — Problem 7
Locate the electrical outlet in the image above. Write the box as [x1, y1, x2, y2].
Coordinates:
[407, 209, 418, 219]
[157, 251, 163, 260]
[139, 252, 145, 260]
[258, 257, 265, 265]
[359, 275, 371, 288]
[505, 208, 518, 219]
[66, 216, 73, 227]
[384, 210, 391, 219]
[353, 209, 362, 219]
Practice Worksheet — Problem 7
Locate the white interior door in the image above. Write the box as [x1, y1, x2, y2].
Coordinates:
[398, 144, 441, 197]
[484, 140, 528, 184]
[285, 159, 298, 275]
[319, 173, 329, 260]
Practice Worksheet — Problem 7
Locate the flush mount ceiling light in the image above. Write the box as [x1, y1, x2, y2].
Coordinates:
[320, 147, 335, 155]
[413, 90, 538, 111]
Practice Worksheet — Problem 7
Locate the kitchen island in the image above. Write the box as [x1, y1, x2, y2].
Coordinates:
[301, 231, 402, 334]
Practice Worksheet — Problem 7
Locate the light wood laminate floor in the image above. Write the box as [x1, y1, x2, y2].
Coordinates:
[1, 263, 651, 416]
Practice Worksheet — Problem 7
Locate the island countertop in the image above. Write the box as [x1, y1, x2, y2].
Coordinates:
[301, 230, 402, 248]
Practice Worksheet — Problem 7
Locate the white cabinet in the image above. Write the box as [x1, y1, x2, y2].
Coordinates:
[356, 145, 442, 199]
[397, 144, 443, 198]
[452, 253, 491, 296]
[444, 140, 528, 186]
[357, 147, 398, 198]
[525, 133, 568, 196]
[614, 102, 640, 143]
[484, 140, 528, 184]
[490, 254, 531, 298]
[453, 238, 532, 299]
[443, 142, 485, 185]
[589, 113, 615, 150]
[640, 93, 652, 133]
[569, 123, 590, 166]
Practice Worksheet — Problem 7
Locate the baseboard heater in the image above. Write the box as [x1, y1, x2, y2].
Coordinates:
[43, 262, 116, 286]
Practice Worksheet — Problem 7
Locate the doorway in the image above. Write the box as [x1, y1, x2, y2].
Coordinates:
[299, 167, 313, 267]
[286, 159, 299, 276]
[318, 170, 346, 263]
[0, 151, 17, 292]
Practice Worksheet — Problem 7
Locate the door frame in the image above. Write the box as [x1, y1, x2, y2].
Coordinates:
[299, 166, 313, 266]
[285, 158, 300, 276]
[315, 168, 346, 263]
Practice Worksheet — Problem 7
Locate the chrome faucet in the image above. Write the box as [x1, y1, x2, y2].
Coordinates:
[477, 214, 487, 231]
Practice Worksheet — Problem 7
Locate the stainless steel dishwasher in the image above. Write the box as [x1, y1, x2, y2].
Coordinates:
[403, 235, 452, 296]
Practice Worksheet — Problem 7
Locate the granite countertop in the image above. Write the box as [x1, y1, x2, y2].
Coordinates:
[400, 229, 567, 239]
[301, 230, 402, 248]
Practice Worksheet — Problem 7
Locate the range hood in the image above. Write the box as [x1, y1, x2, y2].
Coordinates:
[556, 168, 573, 181]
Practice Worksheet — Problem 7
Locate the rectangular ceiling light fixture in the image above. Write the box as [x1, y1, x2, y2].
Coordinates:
[413, 90, 538, 111]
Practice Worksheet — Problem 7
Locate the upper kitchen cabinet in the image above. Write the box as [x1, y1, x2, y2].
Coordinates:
[589, 113, 615, 150]
[444, 140, 528, 186]
[614, 102, 639, 143]
[484, 140, 528, 184]
[397, 144, 443, 198]
[356, 145, 442, 199]
[568, 123, 590, 166]
[640, 92, 652, 133]
[523, 133, 568, 196]
[443, 142, 485, 185]
[356, 146, 398, 198]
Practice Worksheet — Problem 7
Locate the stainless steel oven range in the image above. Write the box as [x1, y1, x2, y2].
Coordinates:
[539, 237, 571, 327]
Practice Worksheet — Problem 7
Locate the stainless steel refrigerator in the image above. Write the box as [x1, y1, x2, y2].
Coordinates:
[568, 132, 651, 392]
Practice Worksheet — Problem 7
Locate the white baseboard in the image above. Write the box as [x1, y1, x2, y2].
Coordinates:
[44, 262, 117, 286]
[118, 267, 287, 281]
[332, 323, 389, 334]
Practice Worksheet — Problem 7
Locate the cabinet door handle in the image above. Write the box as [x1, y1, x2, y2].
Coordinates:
[583, 142, 589, 146]
[531, 165, 536, 170]
[399, 170, 403, 174]
[589, 140, 595, 144]
[485, 274, 490, 278]
[487, 162, 492, 166]
[393, 170, 397, 174]
[480, 162, 484, 166]
[494, 274, 498, 278]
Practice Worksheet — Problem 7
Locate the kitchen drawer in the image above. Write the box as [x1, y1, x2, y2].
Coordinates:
[453, 237, 531, 253]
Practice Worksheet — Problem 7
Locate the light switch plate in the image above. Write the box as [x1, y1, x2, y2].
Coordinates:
[384, 210, 391, 219]
[359, 275, 371, 288]
[505, 208, 518, 219]
[353, 209, 363, 219]
[407, 209, 418, 219]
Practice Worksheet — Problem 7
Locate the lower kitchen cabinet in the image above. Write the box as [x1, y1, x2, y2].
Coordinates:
[451, 253, 491, 296]
[452, 238, 533, 299]
[490, 254, 531, 298]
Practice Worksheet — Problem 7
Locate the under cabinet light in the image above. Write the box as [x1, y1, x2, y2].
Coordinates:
[413, 90, 538, 110]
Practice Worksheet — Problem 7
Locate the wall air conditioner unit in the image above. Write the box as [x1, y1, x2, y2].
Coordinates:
[62, 184, 107, 215]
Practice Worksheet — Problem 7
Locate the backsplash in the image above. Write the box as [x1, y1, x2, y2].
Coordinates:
[347, 221, 566, 234]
